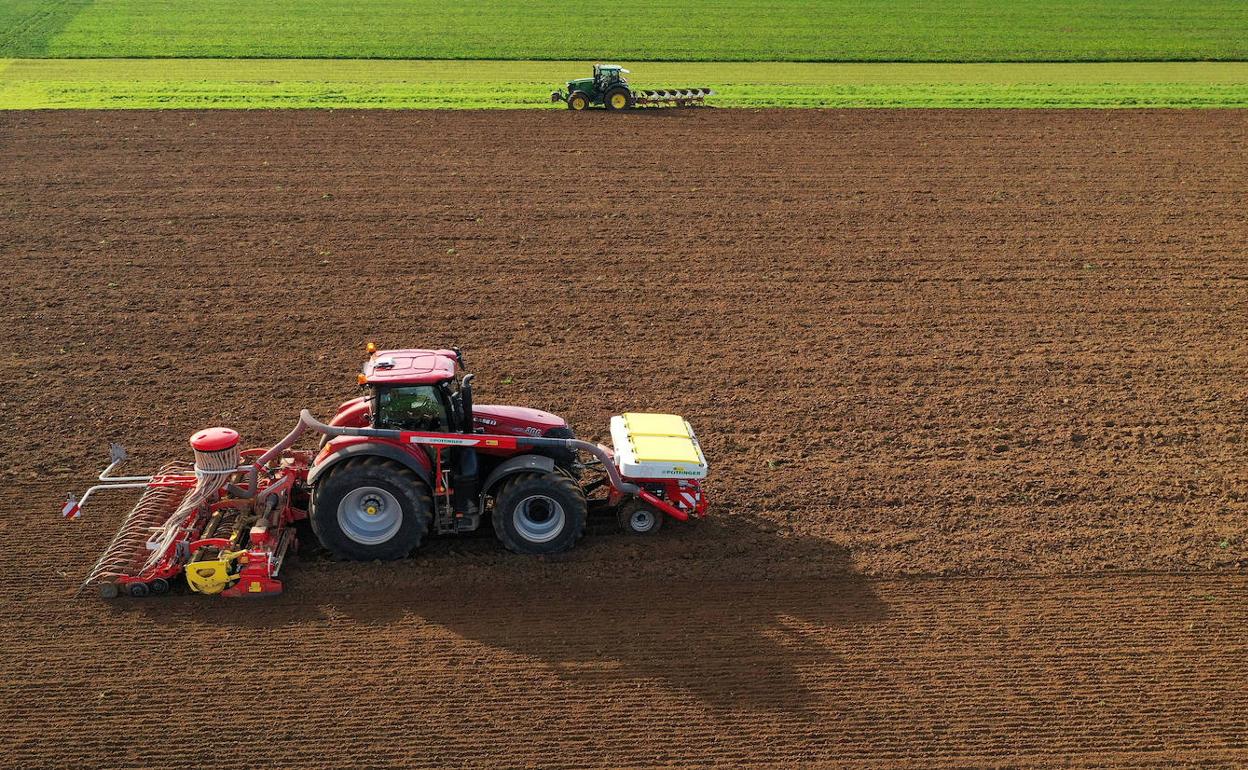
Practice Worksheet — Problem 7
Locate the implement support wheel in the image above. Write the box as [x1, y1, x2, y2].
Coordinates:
[618, 499, 663, 535]
[567, 92, 590, 111]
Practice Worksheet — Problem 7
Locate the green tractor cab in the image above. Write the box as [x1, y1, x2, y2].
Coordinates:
[550, 65, 714, 111]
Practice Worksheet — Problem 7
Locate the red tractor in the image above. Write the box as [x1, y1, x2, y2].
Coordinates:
[65, 346, 709, 598]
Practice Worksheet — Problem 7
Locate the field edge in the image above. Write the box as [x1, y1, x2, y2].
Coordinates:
[3, 59, 1248, 109]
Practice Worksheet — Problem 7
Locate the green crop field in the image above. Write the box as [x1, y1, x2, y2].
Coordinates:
[3, 60, 1247, 109]
[2, 0, 1246, 110]
[3, 0, 1248, 62]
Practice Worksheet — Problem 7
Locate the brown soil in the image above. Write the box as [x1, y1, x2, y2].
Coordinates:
[2, 109, 1247, 767]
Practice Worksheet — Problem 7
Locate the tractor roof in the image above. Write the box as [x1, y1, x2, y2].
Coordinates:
[362, 348, 458, 386]
[597, 64, 629, 73]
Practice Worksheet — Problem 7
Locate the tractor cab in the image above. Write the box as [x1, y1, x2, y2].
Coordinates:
[593, 64, 629, 90]
[360, 347, 472, 433]
[356, 346, 569, 448]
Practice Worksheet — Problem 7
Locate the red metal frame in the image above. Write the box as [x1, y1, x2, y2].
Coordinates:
[110, 459, 307, 596]
[634, 478, 708, 522]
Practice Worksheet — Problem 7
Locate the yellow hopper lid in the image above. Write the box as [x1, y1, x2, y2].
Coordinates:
[622, 412, 690, 438]
[630, 434, 702, 464]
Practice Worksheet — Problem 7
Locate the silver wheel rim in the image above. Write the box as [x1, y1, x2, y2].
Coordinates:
[338, 486, 404, 545]
[513, 495, 566, 544]
[630, 508, 657, 533]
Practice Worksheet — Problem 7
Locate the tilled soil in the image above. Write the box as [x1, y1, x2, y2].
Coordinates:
[2, 109, 1247, 767]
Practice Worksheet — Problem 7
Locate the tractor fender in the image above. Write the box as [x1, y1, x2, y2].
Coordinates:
[480, 454, 556, 500]
[307, 442, 434, 490]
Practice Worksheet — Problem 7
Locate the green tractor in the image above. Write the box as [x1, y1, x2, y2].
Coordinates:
[550, 64, 714, 111]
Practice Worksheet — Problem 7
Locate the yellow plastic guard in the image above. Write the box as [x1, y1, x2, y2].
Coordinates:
[184, 551, 243, 595]
[631, 434, 702, 464]
[622, 412, 690, 438]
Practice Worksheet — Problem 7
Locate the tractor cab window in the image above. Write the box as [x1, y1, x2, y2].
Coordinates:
[375, 385, 449, 432]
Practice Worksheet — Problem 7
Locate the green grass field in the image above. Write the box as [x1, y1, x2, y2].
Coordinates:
[3, 60, 1247, 109]
[3, 0, 1248, 62]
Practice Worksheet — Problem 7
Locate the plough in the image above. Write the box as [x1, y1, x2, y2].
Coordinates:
[64, 346, 709, 598]
[629, 88, 716, 108]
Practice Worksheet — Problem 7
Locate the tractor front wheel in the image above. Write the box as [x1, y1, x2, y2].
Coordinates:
[567, 92, 590, 111]
[604, 87, 631, 111]
[492, 472, 587, 555]
[311, 457, 433, 561]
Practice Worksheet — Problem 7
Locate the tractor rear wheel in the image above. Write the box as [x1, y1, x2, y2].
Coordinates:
[604, 87, 630, 111]
[567, 92, 590, 111]
[492, 472, 587, 555]
[311, 457, 433, 561]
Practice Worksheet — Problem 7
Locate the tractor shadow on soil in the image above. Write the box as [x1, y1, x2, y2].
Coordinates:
[406, 568, 885, 716]
[128, 506, 887, 716]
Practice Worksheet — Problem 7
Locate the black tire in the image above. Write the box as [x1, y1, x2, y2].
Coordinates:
[492, 472, 587, 555]
[618, 499, 664, 536]
[98, 582, 119, 600]
[604, 87, 631, 111]
[311, 456, 433, 561]
[567, 92, 590, 111]
[149, 578, 171, 595]
[128, 582, 150, 598]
